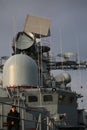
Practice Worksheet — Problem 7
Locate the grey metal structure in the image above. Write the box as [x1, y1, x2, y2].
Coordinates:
[0, 14, 87, 130]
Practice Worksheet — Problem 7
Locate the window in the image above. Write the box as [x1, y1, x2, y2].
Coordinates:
[28, 96, 38, 102]
[43, 95, 53, 102]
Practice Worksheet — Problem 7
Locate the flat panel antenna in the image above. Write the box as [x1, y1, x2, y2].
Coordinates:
[23, 14, 51, 37]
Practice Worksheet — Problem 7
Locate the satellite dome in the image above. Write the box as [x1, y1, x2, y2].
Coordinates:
[3, 54, 38, 88]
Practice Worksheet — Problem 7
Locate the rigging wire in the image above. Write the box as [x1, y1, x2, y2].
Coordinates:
[59, 27, 64, 71]
[76, 36, 84, 109]
[58, 27, 66, 86]
[12, 16, 17, 55]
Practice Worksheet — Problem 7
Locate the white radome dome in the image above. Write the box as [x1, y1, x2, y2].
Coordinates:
[55, 72, 71, 84]
[3, 54, 38, 87]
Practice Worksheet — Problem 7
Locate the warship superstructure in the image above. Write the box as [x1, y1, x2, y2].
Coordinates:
[0, 15, 87, 130]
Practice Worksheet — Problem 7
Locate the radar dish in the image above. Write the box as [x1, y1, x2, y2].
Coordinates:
[13, 32, 34, 50]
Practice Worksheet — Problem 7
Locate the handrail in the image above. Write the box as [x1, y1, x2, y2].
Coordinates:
[0, 101, 49, 116]
[0, 101, 51, 130]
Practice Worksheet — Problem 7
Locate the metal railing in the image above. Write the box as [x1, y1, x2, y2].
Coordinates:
[0, 101, 54, 130]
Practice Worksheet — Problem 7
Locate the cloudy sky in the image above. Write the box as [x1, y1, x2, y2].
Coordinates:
[0, 0, 87, 109]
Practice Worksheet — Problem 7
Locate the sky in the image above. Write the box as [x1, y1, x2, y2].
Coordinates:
[0, 0, 87, 109]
